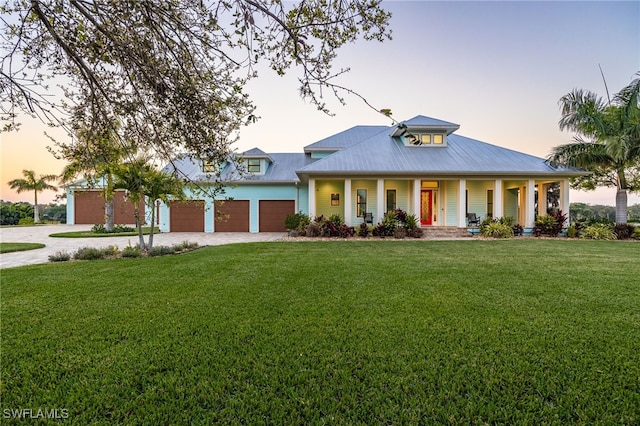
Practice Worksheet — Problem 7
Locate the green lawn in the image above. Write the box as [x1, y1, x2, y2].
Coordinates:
[2, 240, 638, 424]
[0, 242, 45, 253]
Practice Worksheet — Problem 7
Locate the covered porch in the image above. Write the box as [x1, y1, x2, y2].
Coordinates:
[307, 177, 571, 230]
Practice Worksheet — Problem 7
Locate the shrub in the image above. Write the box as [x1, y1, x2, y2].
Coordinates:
[358, 222, 371, 237]
[173, 241, 199, 251]
[48, 251, 71, 262]
[408, 227, 424, 238]
[328, 214, 344, 226]
[101, 245, 120, 258]
[403, 213, 419, 231]
[394, 227, 407, 239]
[614, 224, 635, 240]
[284, 212, 310, 231]
[148, 245, 176, 257]
[113, 224, 135, 233]
[91, 223, 107, 233]
[121, 246, 142, 258]
[305, 222, 322, 237]
[18, 217, 35, 225]
[336, 224, 355, 238]
[566, 225, 578, 238]
[581, 223, 616, 240]
[480, 222, 514, 238]
[74, 247, 106, 260]
[534, 210, 567, 237]
[633, 227, 640, 240]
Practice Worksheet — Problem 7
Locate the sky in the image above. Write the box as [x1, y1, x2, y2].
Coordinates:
[1, 0, 639, 206]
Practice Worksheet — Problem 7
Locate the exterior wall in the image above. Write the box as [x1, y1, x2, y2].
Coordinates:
[316, 180, 345, 220]
[384, 180, 411, 213]
[349, 179, 377, 225]
[503, 189, 519, 220]
[445, 180, 458, 226]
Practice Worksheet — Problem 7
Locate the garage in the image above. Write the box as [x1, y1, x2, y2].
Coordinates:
[170, 200, 205, 232]
[214, 200, 249, 232]
[259, 200, 295, 232]
[74, 190, 143, 225]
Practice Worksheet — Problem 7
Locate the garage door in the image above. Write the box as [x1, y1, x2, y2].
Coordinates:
[74, 191, 144, 225]
[259, 200, 295, 232]
[170, 200, 205, 232]
[214, 200, 249, 232]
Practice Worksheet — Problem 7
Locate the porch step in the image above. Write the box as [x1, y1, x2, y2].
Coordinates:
[420, 226, 474, 239]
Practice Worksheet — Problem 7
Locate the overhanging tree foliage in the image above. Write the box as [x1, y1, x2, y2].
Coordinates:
[1, 0, 392, 163]
[547, 73, 640, 224]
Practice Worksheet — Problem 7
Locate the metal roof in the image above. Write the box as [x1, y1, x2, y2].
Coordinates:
[296, 131, 584, 177]
[165, 153, 316, 183]
[165, 115, 586, 182]
[304, 125, 389, 151]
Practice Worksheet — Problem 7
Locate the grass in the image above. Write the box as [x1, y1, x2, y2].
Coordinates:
[0, 242, 45, 253]
[1, 240, 638, 424]
[49, 226, 156, 238]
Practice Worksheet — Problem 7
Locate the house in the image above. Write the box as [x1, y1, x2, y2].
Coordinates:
[151, 115, 585, 233]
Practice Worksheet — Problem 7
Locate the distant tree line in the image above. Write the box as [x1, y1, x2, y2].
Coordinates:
[0, 201, 66, 225]
[570, 202, 640, 224]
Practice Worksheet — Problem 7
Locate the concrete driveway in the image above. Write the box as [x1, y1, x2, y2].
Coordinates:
[0, 225, 286, 269]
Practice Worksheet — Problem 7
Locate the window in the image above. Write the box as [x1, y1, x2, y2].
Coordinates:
[247, 158, 260, 173]
[487, 190, 494, 218]
[331, 193, 340, 206]
[202, 161, 217, 173]
[386, 189, 396, 212]
[357, 189, 367, 217]
[404, 133, 446, 146]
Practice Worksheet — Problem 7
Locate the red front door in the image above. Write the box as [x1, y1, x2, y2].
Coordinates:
[421, 190, 433, 225]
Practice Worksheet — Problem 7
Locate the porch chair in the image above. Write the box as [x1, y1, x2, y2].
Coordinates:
[466, 213, 480, 226]
[364, 212, 374, 224]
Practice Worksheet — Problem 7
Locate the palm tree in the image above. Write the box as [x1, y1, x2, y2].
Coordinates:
[114, 160, 184, 250]
[548, 73, 640, 224]
[8, 170, 58, 223]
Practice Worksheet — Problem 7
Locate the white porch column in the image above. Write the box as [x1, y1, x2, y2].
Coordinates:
[525, 179, 536, 228]
[538, 183, 548, 216]
[344, 179, 352, 225]
[494, 179, 503, 219]
[560, 179, 570, 226]
[458, 179, 467, 227]
[413, 179, 421, 219]
[308, 178, 316, 218]
[377, 179, 384, 222]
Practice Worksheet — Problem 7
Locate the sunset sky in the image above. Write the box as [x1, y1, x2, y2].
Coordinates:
[1, 1, 639, 206]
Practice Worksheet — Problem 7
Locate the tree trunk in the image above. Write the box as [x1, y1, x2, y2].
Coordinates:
[135, 207, 146, 251]
[148, 200, 155, 250]
[33, 190, 40, 223]
[105, 198, 115, 231]
[615, 189, 628, 224]
[105, 174, 115, 232]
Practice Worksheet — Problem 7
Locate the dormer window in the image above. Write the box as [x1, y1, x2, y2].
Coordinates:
[404, 133, 446, 146]
[247, 158, 261, 173]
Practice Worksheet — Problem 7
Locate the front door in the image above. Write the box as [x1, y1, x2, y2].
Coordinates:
[420, 190, 433, 225]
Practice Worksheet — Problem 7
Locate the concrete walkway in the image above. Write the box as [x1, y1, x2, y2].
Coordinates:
[0, 225, 286, 269]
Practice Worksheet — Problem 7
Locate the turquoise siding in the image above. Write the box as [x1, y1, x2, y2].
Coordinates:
[222, 184, 299, 232]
